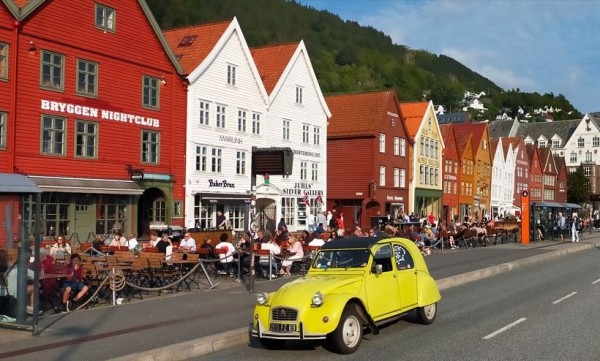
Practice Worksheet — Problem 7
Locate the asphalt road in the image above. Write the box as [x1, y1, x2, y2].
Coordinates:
[194, 246, 600, 361]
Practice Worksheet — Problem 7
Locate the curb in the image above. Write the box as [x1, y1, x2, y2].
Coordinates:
[109, 240, 600, 360]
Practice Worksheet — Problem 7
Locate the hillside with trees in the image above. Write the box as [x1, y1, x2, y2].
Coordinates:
[147, 0, 582, 121]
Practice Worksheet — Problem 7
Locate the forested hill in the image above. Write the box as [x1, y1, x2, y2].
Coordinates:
[147, 0, 581, 121]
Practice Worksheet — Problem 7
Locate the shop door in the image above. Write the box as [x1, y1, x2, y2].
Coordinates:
[74, 198, 95, 242]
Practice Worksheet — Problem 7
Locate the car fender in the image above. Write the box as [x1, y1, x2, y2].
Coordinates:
[416, 271, 441, 306]
[308, 293, 368, 335]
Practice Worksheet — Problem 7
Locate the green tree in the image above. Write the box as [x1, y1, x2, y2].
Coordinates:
[567, 167, 590, 204]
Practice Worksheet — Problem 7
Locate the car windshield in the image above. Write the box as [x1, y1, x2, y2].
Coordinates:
[312, 249, 371, 269]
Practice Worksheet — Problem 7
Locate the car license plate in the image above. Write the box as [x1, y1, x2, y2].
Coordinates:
[270, 323, 297, 332]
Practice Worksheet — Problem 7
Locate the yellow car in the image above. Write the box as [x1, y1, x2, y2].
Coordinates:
[252, 236, 441, 354]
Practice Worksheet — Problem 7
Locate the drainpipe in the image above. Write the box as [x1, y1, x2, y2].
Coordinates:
[9, 19, 20, 173]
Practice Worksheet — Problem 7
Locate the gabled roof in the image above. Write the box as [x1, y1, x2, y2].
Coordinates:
[2, 0, 44, 18]
[456, 133, 473, 159]
[454, 123, 487, 156]
[488, 118, 519, 138]
[164, 20, 232, 75]
[326, 90, 399, 138]
[439, 124, 458, 159]
[437, 112, 471, 124]
[514, 119, 580, 145]
[251, 43, 298, 95]
[399, 101, 429, 139]
[538, 147, 557, 175]
[490, 138, 499, 160]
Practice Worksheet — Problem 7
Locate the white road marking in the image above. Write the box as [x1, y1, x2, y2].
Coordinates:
[592, 278, 600, 285]
[552, 292, 577, 304]
[483, 318, 527, 340]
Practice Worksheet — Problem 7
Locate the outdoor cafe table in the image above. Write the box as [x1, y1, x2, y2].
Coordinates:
[161, 259, 199, 291]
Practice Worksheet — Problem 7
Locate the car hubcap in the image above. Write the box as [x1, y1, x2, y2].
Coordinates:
[342, 315, 361, 347]
[424, 303, 436, 319]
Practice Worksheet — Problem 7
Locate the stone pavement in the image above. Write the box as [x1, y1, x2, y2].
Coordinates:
[0, 234, 598, 361]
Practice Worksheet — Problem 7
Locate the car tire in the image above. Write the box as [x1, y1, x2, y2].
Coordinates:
[416, 302, 437, 325]
[258, 337, 286, 350]
[326, 304, 363, 354]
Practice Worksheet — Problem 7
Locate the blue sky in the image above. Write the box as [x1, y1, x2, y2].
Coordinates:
[298, 0, 599, 114]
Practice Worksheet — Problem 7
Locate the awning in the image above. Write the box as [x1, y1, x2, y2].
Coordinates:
[531, 201, 582, 209]
[29, 176, 143, 195]
[561, 202, 582, 209]
[0, 174, 42, 193]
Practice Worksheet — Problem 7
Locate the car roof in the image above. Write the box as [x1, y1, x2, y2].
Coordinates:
[320, 236, 384, 250]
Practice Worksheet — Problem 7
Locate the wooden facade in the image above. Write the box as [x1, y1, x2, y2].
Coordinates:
[0, 0, 187, 246]
[439, 124, 460, 224]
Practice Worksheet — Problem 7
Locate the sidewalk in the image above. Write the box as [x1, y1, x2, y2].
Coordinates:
[0, 234, 598, 361]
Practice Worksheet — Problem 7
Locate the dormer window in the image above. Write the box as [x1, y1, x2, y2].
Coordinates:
[178, 35, 197, 47]
[538, 141, 546, 148]
[552, 139, 560, 148]
[95, 4, 116, 32]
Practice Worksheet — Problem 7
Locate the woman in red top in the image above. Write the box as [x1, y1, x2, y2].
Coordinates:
[61, 253, 89, 312]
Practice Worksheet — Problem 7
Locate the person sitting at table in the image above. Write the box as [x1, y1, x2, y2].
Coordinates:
[88, 235, 105, 256]
[215, 233, 236, 276]
[179, 232, 197, 253]
[3, 249, 36, 315]
[126, 233, 139, 251]
[280, 234, 304, 276]
[108, 231, 127, 247]
[155, 233, 172, 255]
[50, 236, 71, 260]
[61, 253, 88, 313]
[259, 231, 281, 278]
[148, 230, 160, 247]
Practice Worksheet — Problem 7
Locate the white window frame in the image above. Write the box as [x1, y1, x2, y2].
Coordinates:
[252, 112, 261, 135]
[41, 50, 65, 91]
[216, 105, 226, 129]
[295, 86, 303, 104]
[196, 145, 207, 171]
[41, 114, 66, 156]
[400, 169, 406, 188]
[0, 112, 6, 149]
[379, 166, 386, 186]
[199, 100, 210, 126]
[311, 163, 318, 181]
[237, 109, 246, 132]
[578, 137, 584, 147]
[74, 120, 98, 159]
[379, 133, 385, 153]
[141, 129, 160, 164]
[313, 127, 320, 145]
[227, 64, 237, 86]
[95, 4, 115, 32]
[0, 42, 8, 80]
[211, 147, 223, 173]
[393, 168, 400, 187]
[302, 124, 310, 144]
[142, 75, 159, 109]
[236, 151, 246, 175]
[76, 59, 98, 97]
[300, 161, 308, 180]
[400, 138, 406, 156]
[394, 137, 399, 156]
[282, 119, 290, 140]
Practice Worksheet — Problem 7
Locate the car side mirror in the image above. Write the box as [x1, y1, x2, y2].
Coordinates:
[372, 264, 382, 275]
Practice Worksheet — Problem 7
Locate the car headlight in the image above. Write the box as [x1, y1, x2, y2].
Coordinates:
[312, 291, 324, 306]
[257, 292, 269, 305]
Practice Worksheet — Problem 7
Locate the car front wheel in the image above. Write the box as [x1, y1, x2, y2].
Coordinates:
[327, 304, 363, 354]
[416, 302, 437, 324]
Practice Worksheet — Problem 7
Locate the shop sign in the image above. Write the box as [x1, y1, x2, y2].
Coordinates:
[208, 179, 235, 188]
[283, 182, 321, 195]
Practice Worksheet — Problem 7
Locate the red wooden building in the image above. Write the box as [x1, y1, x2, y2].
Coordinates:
[526, 144, 543, 202]
[439, 124, 460, 225]
[0, 0, 186, 247]
[325, 90, 410, 231]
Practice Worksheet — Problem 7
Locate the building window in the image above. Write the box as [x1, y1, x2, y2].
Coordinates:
[302, 124, 310, 144]
[76, 59, 98, 97]
[570, 152, 577, 163]
[400, 138, 406, 156]
[236, 151, 246, 175]
[379, 166, 386, 186]
[198, 101, 210, 126]
[152, 198, 166, 223]
[0, 42, 7, 79]
[173, 201, 183, 217]
[41, 50, 65, 90]
[424, 139, 429, 157]
[282, 198, 296, 227]
[393, 137, 399, 155]
[75, 120, 97, 158]
[252, 113, 261, 134]
[141, 130, 159, 164]
[594, 136, 600, 147]
[311, 163, 318, 181]
[196, 145, 207, 171]
[41, 115, 65, 155]
[94, 196, 127, 235]
[300, 161, 307, 180]
[282, 119, 290, 140]
[394, 168, 400, 187]
[313, 127, 320, 145]
[552, 139, 560, 148]
[227, 64, 236, 86]
[95, 4, 116, 32]
[211, 148, 222, 173]
[584, 166, 591, 176]
[379, 133, 385, 153]
[228, 204, 246, 230]
[578, 137, 584, 147]
[237, 110, 246, 132]
[434, 169, 439, 185]
[538, 140, 546, 148]
[420, 165, 425, 184]
[400, 169, 406, 188]
[216, 105, 226, 129]
[0, 112, 6, 148]
[295, 86, 303, 104]
[142, 75, 159, 109]
[586, 150, 592, 162]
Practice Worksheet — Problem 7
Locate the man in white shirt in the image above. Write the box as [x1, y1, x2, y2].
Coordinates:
[308, 237, 325, 247]
[215, 233, 236, 275]
[260, 232, 281, 279]
[179, 232, 197, 252]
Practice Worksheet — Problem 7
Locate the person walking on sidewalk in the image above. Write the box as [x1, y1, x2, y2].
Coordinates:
[557, 212, 566, 242]
[571, 215, 580, 243]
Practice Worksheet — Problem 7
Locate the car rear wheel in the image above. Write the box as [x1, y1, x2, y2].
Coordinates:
[416, 302, 437, 324]
[327, 304, 363, 354]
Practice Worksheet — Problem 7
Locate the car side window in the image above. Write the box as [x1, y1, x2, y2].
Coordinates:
[373, 244, 393, 273]
[393, 244, 414, 270]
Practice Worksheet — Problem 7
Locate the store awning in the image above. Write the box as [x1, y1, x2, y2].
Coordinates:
[561, 202, 582, 209]
[531, 201, 582, 209]
[30, 176, 143, 195]
[0, 174, 42, 193]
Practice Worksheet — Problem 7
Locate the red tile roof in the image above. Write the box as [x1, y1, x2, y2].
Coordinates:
[454, 123, 487, 155]
[456, 133, 472, 159]
[398, 102, 429, 139]
[251, 43, 298, 95]
[164, 20, 232, 75]
[326, 90, 397, 137]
